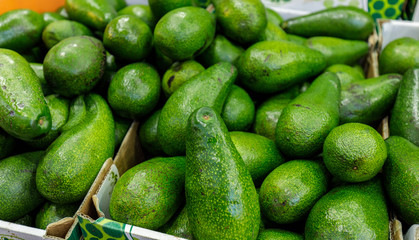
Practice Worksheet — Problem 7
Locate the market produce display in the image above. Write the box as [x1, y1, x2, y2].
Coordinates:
[0, 0, 418, 238]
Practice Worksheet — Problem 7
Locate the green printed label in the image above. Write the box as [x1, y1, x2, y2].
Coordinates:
[368, 0, 404, 20]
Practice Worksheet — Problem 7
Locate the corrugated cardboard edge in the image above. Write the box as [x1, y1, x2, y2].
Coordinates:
[76, 121, 142, 220]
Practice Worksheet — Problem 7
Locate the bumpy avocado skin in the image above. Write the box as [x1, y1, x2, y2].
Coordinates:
[186, 107, 260, 240]
[0, 9, 44, 52]
[35, 201, 79, 229]
[0, 151, 45, 222]
[43, 36, 106, 98]
[161, 207, 194, 239]
[266, 8, 284, 26]
[230, 131, 285, 187]
[108, 62, 161, 119]
[118, 4, 156, 29]
[257, 21, 288, 43]
[259, 160, 328, 224]
[0, 49, 52, 141]
[384, 136, 419, 225]
[253, 96, 292, 141]
[275, 72, 340, 158]
[103, 15, 153, 62]
[149, 0, 193, 19]
[196, 34, 244, 68]
[257, 229, 303, 240]
[162, 60, 205, 97]
[323, 123, 387, 182]
[26, 95, 70, 150]
[114, 115, 131, 150]
[42, 12, 67, 26]
[0, 128, 16, 159]
[36, 94, 115, 204]
[221, 85, 255, 131]
[65, 0, 117, 31]
[212, 0, 267, 45]
[138, 109, 164, 157]
[379, 37, 419, 75]
[237, 41, 326, 94]
[390, 67, 419, 146]
[42, 20, 93, 49]
[154, 6, 215, 61]
[305, 36, 368, 67]
[325, 64, 364, 87]
[110, 156, 186, 230]
[340, 74, 402, 125]
[282, 6, 374, 40]
[305, 178, 389, 239]
[158, 62, 236, 156]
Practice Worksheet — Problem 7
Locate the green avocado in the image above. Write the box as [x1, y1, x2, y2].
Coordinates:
[0, 49, 51, 141]
[221, 85, 255, 131]
[390, 67, 419, 146]
[275, 72, 340, 158]
[42, 12, 67, 26]
[114, 115, 131, 151]
[196, 34, 245, 68]
[340, 74, 402, 125]
[25, 95, 70, 150]
[305, 37, 369, 67]
[257, 229, 303, 240]
[43, 36, 106, 97]
[65, 0, 117, 31]
[0, 151, 45, 222]
[35, 202, 79, 229]
[149, 0, 193, 19]
[237, 41, 326, 94]
[379, 37, 419, 75]
[266, 8, 284, 26]
[161, 207, 194, 239]
[257, 21, 288, 43]
[282, 6, 374, 40]
[212, 0, 267, 45]
[107, 0, 127, 11]
[42, 20, 93, 49]
[230, 131, 285, 187]
[14, 214, 33, 227]
[36, 94, 114, 204]
[29, 63, 53, 96]
[60, 95, 87, 132]
[162, 60, 205, 97]
[0, 9, 44, 52]
[138, 109, 164, 157]
[110, 156, 186, 230]
[154, 6, 215, 61]
[118, 4, 156, 29]
[325, 64, 365, 87]
[186, 107, 260, 240]
[323, 123, 387, 183]
[0, 128, 16, 160]
[158, 62, 236, 156]
[103, 15, 153, 62]
[260, 160, 328, 224]
[253, 96, 292, 141]
[305, 178, 389, 239]
[108, 62, 161, 119]
[286, 34, 307, 45]
[383, 136, 419, 225]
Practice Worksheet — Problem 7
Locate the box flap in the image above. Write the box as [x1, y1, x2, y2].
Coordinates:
[93, 164, 120, 219]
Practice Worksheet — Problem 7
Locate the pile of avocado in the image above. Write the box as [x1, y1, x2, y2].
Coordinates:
[0, 0, 418, 238]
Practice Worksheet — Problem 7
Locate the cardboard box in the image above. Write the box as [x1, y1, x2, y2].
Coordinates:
[377, 19, 419, 52]
[76, 121, 186, 240]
